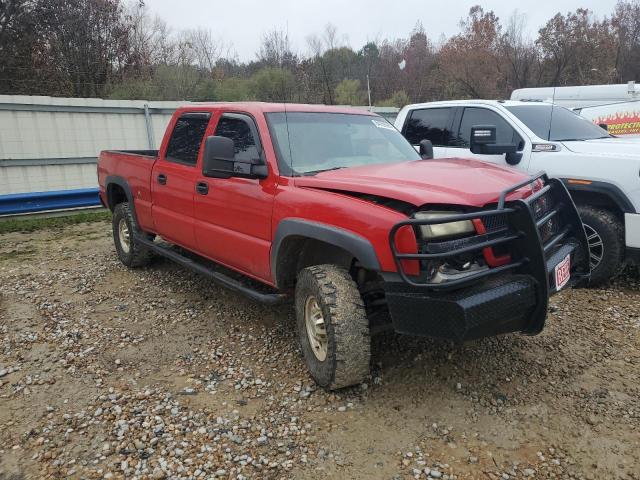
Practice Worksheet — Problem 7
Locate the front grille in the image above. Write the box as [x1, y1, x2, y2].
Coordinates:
[531, 191, 554, 221]
[483, 214, 508, 233]
[389, 173, 588, 290]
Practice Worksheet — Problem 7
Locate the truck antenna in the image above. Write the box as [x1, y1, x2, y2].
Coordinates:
[283, 102, 295, 174]
[546, 86, 557, 141]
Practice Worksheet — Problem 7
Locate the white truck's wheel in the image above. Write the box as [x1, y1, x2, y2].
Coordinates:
[578, 206, 624, 286]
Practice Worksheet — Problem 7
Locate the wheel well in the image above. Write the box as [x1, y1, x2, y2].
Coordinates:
[106, 183, 128, 211]
[275, 236, 358, 289]
[570, 190, 624, 220]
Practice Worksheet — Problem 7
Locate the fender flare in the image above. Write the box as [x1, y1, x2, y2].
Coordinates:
[271, 219, 381, 288]
[104, 175, 139, 223]
[561, 179, 636, 214]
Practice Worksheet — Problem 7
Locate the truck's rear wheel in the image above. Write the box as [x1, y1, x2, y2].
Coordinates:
[578, 205, 624, 286]
[112, 202, 153, 268]
[295, 264, 371, 390]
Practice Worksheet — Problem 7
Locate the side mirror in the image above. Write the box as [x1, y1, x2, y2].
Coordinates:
[202, 136, 268, 179]
[419, 139, 434, 159]
[470, 125, 497, 153]
[470, 125, 521, 165]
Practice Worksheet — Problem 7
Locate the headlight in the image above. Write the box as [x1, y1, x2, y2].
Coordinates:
[414, 211, 475, 240]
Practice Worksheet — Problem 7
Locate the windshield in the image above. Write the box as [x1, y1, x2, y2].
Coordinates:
[266, 112, 420, 176]
[505, 105, 610, 141]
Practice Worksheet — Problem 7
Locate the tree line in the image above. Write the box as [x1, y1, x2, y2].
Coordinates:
[1, 0, 639, 106]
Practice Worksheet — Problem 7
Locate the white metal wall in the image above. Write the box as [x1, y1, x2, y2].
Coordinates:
[0, 96, 182, 195]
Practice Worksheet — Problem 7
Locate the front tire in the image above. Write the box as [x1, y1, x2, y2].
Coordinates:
[578, 205, 624, 286]
[112, 202, 153, 268]
[295, 265, 371, 390]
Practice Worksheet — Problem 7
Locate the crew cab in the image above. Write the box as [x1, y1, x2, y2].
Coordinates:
[98, 102, 589, 390]
[395, 100, 640, 284]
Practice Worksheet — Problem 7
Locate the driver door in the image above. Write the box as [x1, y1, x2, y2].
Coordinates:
[449, 107, 530, 170]
[193, 112, 276, 282]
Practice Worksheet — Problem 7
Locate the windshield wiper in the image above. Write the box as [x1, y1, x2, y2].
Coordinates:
[556, 138, 586, 142]
[300, 166, 346, 176]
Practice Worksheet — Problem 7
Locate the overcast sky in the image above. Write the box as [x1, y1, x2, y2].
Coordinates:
[145, 0, 615, 61]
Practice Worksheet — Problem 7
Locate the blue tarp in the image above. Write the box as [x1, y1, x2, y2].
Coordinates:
[0, 188, 101, 215]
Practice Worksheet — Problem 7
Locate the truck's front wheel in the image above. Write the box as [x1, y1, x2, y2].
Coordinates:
[578, 206, 624, 286]
[295, 265, 371, 390]
[112, 202, 153, 268]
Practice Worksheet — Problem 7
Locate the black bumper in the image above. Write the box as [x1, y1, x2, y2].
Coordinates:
[386, 174, 590, 342]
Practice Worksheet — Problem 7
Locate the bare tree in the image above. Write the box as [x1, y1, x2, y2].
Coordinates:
[257, 28, 297, 69]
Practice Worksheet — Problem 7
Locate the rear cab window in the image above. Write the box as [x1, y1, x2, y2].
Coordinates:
[402, 108, 454, 147]
[165, 112, 211, 166]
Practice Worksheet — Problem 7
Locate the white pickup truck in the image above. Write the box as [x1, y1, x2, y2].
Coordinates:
[394, 100, 640, 284]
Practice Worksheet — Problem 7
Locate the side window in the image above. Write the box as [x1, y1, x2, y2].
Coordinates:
[454, 107, 523, 149]
[403, 108, 453, 147]
[165, 113, 211, 165]
[214, 114, 260, 162]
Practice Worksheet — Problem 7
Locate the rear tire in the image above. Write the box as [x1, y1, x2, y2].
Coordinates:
[112, 202, 153, 268]
[295, 265, 371, 390]
[578, 205, 624, 286]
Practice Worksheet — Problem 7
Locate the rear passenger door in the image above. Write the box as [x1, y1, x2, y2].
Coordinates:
[401, 107, 455, 158]
[151, 112, 211, 250]
[449, 107, 527, 168]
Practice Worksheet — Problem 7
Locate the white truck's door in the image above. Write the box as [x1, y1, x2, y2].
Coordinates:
[446, 106, 532, 171]
[400, 106, 456, 157]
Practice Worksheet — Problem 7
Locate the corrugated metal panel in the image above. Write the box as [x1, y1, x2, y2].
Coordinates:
[0, 95, 184, 195]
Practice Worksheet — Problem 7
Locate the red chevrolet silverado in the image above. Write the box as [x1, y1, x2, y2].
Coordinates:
[98, 102, 589, 390]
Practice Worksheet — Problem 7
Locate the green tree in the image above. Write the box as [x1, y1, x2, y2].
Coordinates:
[250, 67, 295, 102]
[378, 90, 410, 108]
[334, 78, 366, 105]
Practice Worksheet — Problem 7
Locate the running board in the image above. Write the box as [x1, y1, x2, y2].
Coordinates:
[136, 236, 289, 305]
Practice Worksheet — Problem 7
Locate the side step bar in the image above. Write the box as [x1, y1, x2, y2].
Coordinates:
[136, 236, 289, 305]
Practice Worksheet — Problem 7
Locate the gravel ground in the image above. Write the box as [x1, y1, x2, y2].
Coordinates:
[0, 220, 639, 480]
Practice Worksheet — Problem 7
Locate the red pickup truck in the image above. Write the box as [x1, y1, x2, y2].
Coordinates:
[98, 102, 589, 390]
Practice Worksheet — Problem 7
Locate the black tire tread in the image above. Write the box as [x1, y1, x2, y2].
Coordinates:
[112, 202, 153, 268]
[295, 264, 371, 390]
[578, 205, 624, 286]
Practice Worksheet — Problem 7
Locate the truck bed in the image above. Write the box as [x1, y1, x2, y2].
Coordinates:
[97, 149, 159, 232]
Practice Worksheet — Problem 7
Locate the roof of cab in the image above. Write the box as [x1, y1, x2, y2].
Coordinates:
[401, 99, 554, 110]
[177, 102, 377, 116]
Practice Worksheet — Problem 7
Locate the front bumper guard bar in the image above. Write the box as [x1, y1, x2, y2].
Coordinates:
[388, 172, 590, 291]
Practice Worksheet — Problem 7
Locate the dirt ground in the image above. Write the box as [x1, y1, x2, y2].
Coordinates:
[0, 220, 639, 480]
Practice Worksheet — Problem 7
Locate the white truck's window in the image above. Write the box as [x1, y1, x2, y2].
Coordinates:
[403, 108, 453, 147]
[165, 113, 211, 166]
[505, 105, 610, 141]
[454, 107, 522, 148]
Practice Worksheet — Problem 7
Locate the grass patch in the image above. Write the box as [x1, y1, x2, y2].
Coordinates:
[0, 210, 111, 234]
[0, 247, 36, 261]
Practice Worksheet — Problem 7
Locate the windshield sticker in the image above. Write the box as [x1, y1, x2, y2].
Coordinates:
[371, 119, 395, 130]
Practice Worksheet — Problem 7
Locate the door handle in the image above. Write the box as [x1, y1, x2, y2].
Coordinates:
[157, 173, 167, 185]
[195, 181, 209, 195]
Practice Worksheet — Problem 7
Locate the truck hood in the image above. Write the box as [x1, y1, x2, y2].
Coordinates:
[294, 158, 532, 208]
[561, 138, 640, 158]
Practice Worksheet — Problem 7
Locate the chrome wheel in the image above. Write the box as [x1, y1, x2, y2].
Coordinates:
[304, 296, 328, 362]
[118, 218, 131, 254]
[584, 223, 604, 271]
